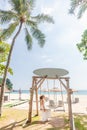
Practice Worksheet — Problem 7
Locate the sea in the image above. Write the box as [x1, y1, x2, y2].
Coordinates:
[8, 89, 87, 95]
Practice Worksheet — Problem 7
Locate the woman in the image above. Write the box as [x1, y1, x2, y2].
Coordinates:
[40, 95, 51, 122]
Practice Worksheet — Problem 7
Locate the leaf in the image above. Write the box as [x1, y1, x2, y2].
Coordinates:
[32, 14, 54, 24]
[69, 0, 87, 18]
[30, 27, 45, 47]
[1, 22, 19, 40]
[77, 29, 87, 59]
[24, 27, 32, 49]
[0, 64, 13, 76]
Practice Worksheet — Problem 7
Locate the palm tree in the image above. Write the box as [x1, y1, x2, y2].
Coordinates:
[0, 0, 54, 116]
[69, 0, 87, 59]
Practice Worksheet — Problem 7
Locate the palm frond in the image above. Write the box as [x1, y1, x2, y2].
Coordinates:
[78, 3, 87, 18]
[9, 0, 22, 14]
[32, 14, 54, 24]
[0, 22, 19, 40]
[69, 0, 87, 18]
[76, 29, 87, 59]
[9, 0, 27, 14]
[69, 0, 82, 14]
[0, 64, 13, 76]
[9, 0, 35, 15]
[24, 27, 32, 50]
[28, 0, 36, 11]
[30, 27, 45, 47]
[0, 10, 18, 24]
[26, 20, 37, 28]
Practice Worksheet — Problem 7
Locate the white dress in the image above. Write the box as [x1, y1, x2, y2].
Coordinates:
[40, 100, 51, 121]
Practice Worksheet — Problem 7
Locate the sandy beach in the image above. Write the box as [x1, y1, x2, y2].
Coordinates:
[4, 93, 87, 114]
[2, 93, 87, 130]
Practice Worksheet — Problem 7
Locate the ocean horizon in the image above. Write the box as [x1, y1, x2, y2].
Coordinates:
[7, 89, 87, 95]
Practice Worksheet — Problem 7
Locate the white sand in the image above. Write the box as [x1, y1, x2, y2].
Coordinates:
[4, 93, 30, 100]
[4, 93, 87, 114]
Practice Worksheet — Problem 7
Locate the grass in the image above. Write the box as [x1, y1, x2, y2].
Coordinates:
[74, 115, 87, 130]
[3, 100, 29, 107]
[0, 108, 42, 129]
[0, 108, 87, 130]
[0, 108, 27, 122]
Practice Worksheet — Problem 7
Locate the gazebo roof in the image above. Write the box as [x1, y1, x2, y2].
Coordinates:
[33, 68, 69, 78]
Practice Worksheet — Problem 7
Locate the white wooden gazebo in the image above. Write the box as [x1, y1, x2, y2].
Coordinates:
[25, 68, 74, 130]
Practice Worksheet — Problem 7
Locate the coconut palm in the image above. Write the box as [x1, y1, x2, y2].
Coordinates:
[0, 0, 54, 116]
[69, 0, 87, 59]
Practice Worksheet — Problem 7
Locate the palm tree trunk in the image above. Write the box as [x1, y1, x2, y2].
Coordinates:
[0, 22, 23, 117]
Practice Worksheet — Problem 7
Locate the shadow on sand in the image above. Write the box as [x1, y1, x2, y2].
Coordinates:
[0, 116, 68, 130]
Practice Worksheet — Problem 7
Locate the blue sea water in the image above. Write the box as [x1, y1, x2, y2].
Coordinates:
[10, 90, 87, 95]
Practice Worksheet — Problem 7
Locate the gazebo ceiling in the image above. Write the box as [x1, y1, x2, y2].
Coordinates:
[33, 68, 69, 78]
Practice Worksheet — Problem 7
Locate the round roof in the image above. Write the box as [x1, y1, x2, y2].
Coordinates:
[33, 68, 69, 78]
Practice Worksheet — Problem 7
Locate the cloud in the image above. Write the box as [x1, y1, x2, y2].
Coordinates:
[41, 55, 48, 59]
[41, 54, 53, 63]
[0, 0, 11, 10]
[41, 7, 54, 15]
[45, 58, 53, 63]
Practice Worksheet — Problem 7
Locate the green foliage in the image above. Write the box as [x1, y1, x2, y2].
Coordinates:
[75, 117, 86, 130]
[32, 14, 54, 24]
[0, 78, 13, 90]
[0, 64, 13, 76]
[0, 41, 10, 62]
[69, 0, 87, 18]
[30, 27, 45, 48]
[6, 78, 13, 90]
[0, 46, 5, 53]
[24, 27, 32, 49]
[77, 30, 87, 59]
[1, 22, 19, 40]
[0, 41, 13, 75]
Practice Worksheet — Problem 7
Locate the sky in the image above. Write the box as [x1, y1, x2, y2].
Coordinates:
[0, 0, 87, 90]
